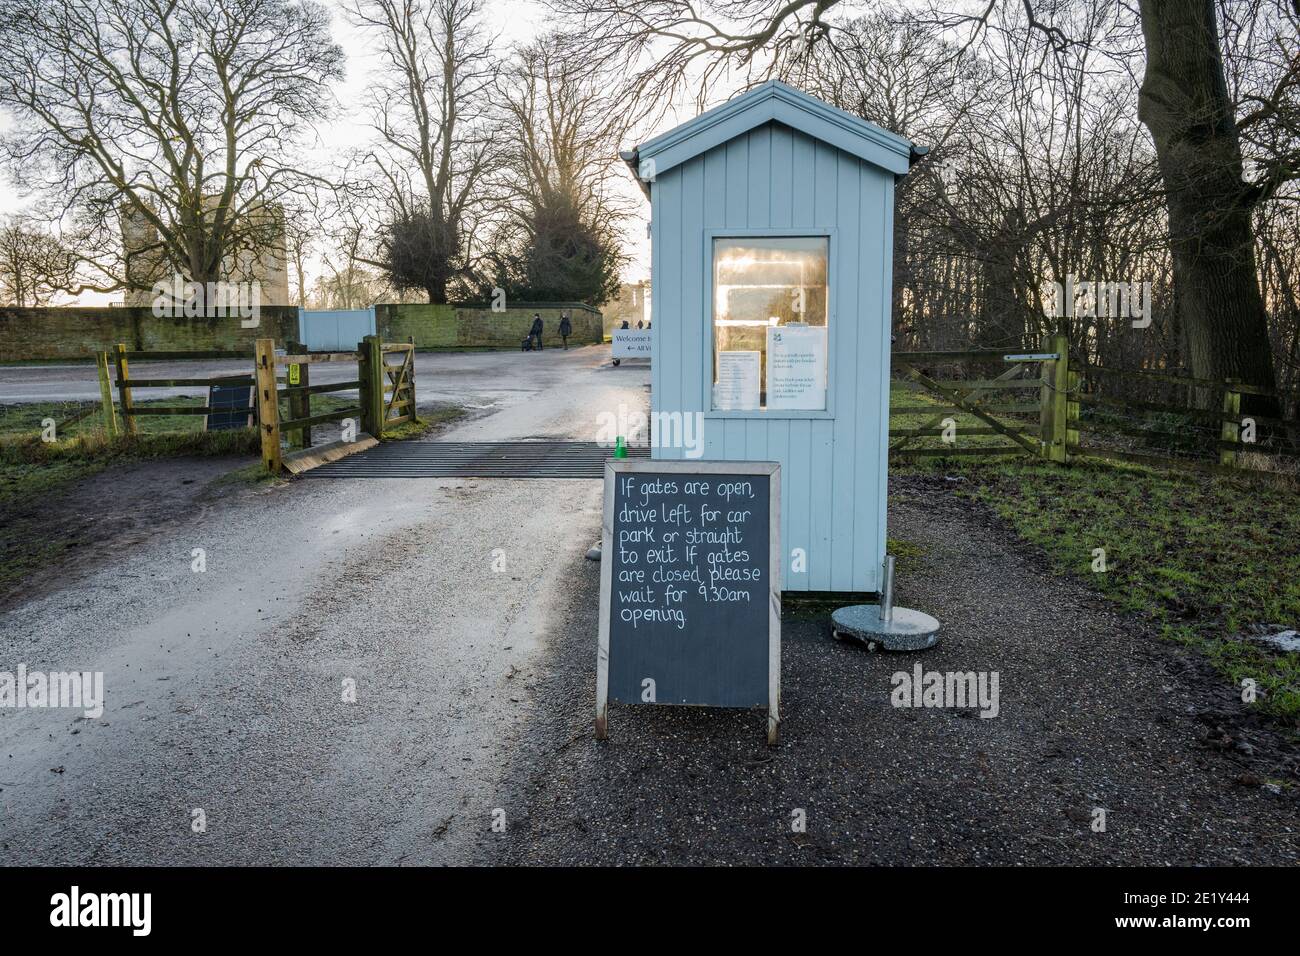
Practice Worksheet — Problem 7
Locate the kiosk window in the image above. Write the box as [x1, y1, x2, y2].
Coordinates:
[711, 236, 828, 411]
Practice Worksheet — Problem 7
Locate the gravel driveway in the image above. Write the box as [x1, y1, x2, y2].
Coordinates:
[499, 472, 1299, 865]
[0, 345, 647, 865]
[5, 343, 1294, 866]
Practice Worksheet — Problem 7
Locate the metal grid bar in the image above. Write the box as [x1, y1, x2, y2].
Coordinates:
[301, 440, 651, 479]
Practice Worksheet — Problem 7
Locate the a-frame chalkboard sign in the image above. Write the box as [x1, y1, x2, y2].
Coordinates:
[597, 459, 782, 745]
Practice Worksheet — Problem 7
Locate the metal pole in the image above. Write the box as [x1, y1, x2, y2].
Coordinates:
[880, 555, 895, 623]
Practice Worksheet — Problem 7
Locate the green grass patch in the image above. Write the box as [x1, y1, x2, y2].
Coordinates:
[0, 394, 463, 597]
[0, 425, 260, 505]
[378, 403, 467, 442]
[210, 461, 286, 489]
[0, 394, 360, 440]
[895, 444, 1300, 720]
[886, 536, 925, 572]
[888, 379, 1037, 455]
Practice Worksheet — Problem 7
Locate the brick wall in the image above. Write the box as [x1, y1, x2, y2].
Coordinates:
[376, 302, 604, 349]
[0, 306, 300, 360]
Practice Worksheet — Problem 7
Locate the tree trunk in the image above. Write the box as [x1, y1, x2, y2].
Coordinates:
[1136, 0, 1281, 418]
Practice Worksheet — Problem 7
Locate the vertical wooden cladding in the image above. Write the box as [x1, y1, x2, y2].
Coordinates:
[650, 120, 895, 593]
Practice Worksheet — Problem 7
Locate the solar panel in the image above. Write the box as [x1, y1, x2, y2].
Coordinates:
[206, 377, 255, 431]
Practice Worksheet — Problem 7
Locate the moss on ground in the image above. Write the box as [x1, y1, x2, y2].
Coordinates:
[378, 403, 467, 442]
[897, 450, 1300, 721]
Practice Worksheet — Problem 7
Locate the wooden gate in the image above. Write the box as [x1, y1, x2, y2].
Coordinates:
[362, 337, 416, 432]
[889, 338, 1072, 460]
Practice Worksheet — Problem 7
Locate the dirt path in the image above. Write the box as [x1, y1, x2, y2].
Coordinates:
[0, 346, 647, 865]
[501, 472, 1299, 865]
[0, 457, 260, 611]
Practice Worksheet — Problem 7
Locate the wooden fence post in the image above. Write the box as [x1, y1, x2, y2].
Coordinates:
[358, 338, 370, 437]
[114, 342, 137, 435]
[254, 338, 282, 474]
[1220, 379, 1241, 467]
[1039, 333, 1069, 463]
[287, 341, 311, 449]
[408, 335, 416, 422]
[362, 334, 384, 437]
[96, 351, 118, 436]
[1066, 369, 1080, 462]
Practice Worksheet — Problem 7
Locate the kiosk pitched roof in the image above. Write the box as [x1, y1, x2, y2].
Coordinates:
[624, 80, 916, 185]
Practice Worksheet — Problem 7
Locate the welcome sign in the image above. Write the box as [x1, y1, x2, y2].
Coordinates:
[611, 328, 653, 358]
[596, 459, 781, 744]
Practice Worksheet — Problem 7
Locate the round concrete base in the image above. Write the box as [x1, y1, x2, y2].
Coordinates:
[831, 605, 941, 652]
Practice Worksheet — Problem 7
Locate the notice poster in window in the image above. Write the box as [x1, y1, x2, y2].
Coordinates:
[766, 325, 827, 409]
[714, 350, 761, 410]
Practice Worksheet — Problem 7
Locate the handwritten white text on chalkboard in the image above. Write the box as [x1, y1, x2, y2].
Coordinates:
[614, 475, 765, 630]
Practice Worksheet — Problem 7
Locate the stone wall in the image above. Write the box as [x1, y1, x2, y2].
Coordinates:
[0, 300, 602, 360]
[376, 302, 604, 349]
[0, 306, 300, 360]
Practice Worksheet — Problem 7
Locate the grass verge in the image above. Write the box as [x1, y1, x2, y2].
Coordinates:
[895, 450, 1300, 721]
[0, 398, 266, 505]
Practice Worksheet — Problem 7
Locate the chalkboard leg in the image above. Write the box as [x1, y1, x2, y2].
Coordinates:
[595, 707, 608, 741]
[766, 713, 779, 747]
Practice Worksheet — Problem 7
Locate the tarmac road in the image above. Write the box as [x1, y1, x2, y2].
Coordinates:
[0, 348, 601, 408]
[0, 345, 647, 865]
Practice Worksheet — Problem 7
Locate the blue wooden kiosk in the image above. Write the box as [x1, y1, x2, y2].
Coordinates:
[622, 81, 917, 595]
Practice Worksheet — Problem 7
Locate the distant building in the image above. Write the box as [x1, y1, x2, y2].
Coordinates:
[121, 200, 290, 307]
[603, 280, 651, 335]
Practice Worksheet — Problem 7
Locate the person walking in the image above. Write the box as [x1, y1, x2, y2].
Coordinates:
[528, 313, 544, 351]
[559, 311, 573, 349]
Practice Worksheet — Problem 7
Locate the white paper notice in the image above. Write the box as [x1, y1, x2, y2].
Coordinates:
[714, 351, 761, 410]
[766, 325, 827, 410]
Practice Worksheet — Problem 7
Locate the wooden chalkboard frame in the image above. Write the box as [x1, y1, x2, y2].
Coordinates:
[596, 459, 782, 745]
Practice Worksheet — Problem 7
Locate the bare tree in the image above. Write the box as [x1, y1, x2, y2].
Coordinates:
[1135, 0, 1294, 413]
[0, 218, 79, 306]
[550, 0, 844, 118]
[489, 33, 629, 303]
[0, 0, 344, 295]
[309, 264, 390, 310]
[345, 0, 500, 302]
[282, 205, 317, 307]
[553, 0, 1299, 412]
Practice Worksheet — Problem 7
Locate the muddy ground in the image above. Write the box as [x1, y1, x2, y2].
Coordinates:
[499, 472, 1299, 865]
[0, 346, 647, 866]
[3, 342, 1295, 865]
[0, 456, 263, 612]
